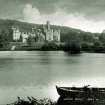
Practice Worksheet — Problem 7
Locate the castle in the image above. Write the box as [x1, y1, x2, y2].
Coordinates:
[12, 21, 60, 43]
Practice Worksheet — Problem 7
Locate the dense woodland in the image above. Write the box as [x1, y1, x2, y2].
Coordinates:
[0, 19, 105, 52]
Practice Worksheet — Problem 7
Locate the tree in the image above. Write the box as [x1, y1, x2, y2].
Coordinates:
[41, 42, 59, 51]
[0, 30, 9, 48]
[63, 40, 81, 53]
[93, 41, 104, 52]
[27, 35, 35, 46]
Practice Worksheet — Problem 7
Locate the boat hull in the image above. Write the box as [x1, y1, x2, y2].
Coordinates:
[56, 86, 105, 99]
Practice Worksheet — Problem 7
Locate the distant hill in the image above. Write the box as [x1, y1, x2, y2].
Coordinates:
[0, 19, 82, 32]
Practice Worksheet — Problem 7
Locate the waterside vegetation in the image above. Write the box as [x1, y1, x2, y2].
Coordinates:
[7, 97, 55, 105]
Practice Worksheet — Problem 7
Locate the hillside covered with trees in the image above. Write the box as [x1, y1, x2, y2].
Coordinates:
[0, 19, 105, 53]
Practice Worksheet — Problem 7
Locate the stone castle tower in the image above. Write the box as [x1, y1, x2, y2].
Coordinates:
[11, 26, 21, 41]
[44, 21, 60, 42]
[44, 21, 54, 41]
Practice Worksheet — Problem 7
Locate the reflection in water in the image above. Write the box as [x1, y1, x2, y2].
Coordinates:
[37, 51, 52, 65]
[0, 51, 105, 104]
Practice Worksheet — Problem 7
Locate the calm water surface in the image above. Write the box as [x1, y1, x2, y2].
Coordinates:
[0, 51, 105, 104]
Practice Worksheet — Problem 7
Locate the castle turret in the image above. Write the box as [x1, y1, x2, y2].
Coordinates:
[46, 20, 50, 30]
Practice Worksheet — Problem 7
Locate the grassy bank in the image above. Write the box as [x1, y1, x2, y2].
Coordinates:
[7, 97, 56, 105]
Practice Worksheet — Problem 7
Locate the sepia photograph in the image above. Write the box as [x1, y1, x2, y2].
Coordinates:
[0, 0, 105, 105]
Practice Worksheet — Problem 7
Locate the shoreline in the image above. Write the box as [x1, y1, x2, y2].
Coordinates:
[0, 49, 105, 54]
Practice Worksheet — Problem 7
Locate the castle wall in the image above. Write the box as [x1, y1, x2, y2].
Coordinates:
[12, 28, 21, 41]
[45, 29, 53, 41]
[53, 30, 60, 42]
[21, 32, 28, 43]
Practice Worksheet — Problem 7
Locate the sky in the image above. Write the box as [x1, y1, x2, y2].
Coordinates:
[1, 0, 105, 32]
